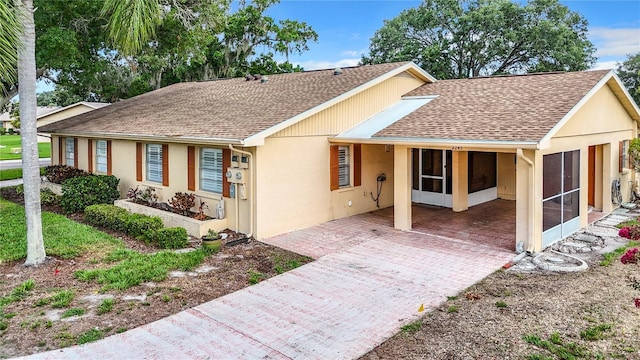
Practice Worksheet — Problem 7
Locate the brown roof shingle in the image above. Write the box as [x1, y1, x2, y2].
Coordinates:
[39, 62, 411, 141]
[374, 70, 611, 142]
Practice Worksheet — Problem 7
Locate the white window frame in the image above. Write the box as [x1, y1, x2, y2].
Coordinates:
[338, 145, 350, 188]
[146, 144, 163, 183]
[96, 140, 108, 173]
[65, 138, 74, 166]
[200, 148, 223, 194]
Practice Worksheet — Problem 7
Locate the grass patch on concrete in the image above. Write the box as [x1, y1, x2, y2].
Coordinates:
[0, 198, 123, 262]
[0, 135, 50, 160]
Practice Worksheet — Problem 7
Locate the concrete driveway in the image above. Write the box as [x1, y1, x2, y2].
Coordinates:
[22, 213, 513, 360]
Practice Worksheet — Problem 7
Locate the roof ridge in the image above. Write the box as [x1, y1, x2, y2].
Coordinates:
[440, 69, 610, 82]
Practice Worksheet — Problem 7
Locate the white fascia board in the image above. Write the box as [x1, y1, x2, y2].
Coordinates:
[329, 136, 540, 150]
[242, 62, 434, 147]
[51, 131, 244, 146]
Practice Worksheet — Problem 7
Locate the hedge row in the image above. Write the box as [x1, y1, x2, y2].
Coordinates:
[61, 175, 120, 213]
[84, 204, 187, 249]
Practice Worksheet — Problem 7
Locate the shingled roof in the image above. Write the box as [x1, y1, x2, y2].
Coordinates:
[374, 70, 621, 142]
[39, 62, 423, 143]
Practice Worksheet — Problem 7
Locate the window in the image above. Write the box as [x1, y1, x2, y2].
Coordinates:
[96, 140, 107, 173]
[65, 138, 75, 166]
[338, 146, 350, 187]
[146, 144, 163, 183]
[200, 148, 223, 193]
[620, 140, 629, 172]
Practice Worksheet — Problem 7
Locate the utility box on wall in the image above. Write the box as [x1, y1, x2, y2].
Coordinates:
[226, 168, 247, 184]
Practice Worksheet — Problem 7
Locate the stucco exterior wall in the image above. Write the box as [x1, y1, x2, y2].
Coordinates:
[51, 136, 248, 235]
[255, 136, 394, 239]
[272, 73, 424, 137]
[497, 153, 516, 200]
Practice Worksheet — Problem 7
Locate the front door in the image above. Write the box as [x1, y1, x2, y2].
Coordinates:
[411, 149, 452, 207]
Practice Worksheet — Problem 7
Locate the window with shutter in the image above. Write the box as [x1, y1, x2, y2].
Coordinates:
[200, 148, 223, 193]
[96, 140, 108, 173]
[146, 144, 163, 183]
[65, 138, 75, 166]
[338, 145, 350, 187]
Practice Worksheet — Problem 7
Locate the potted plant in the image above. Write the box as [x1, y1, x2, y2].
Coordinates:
[201, 229, 222, 251]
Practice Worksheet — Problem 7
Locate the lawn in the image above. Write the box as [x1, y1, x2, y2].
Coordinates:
[0, 168, 23, 181]
[0, 135, 50, 160]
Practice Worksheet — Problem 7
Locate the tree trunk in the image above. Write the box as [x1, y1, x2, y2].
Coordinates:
[17, 0, 46, 266]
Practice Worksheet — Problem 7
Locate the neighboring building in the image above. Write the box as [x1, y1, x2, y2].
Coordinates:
[39, 62, 640, 252]
[36, 102, 110, 142]
[1, 106, 60, 131]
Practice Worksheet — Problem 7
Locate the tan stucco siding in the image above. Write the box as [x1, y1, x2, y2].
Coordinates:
[497, 153, 516, 200]
[51, 137, 245, 234]
[272, 73, 424, 137]
[255, 136, 394, 239]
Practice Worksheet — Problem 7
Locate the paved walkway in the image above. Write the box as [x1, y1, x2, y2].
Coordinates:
[0, 158, 50, 170]
[21, 214, 514, 360]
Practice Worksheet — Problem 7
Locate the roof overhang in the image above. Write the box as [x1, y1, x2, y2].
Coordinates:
[47, 131, 245, 146]
[329, 136, 540, 151]
[242, 62, 436, 147]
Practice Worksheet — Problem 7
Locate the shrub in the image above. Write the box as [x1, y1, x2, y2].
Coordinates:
[168, 192, 196, 216]
[43, 165, 89, 184]
[147, 227, 188, 249]
[621, 248, 639, 264]
[0, 127, 5, 135]
[7, 128, 14, 135]
[84, 204, 130, 232]
[61, 175, 120, 213]
[40, 188, 59, 205]
[125, 213, 163, 238]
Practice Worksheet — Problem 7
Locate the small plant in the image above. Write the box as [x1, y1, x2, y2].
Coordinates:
[61, 308, 85, 318]
[116, 327, 127, 333]
[248, 270, 266, 284]
[447, 305, 458, 313]
[126, 186, 141, 201]
[401, 320, 422, 333]
[77, 328, 104, 344]
[580, 324, 612, 341]
[447, 296, 458, 301]
[147, 227, 189, 249]
[162, 295, 171, 303]
[40, 188, 60, 205]
[202, 228, 219, 240]
[495, 301, 508, 308]
[96, 299, 114, 315]
[43, 165, 89, 184]
[621, 248, 639, 264]
[50, 290, 74, 308]
[168, 192, 196, 216]
[0, 320, 8, 331]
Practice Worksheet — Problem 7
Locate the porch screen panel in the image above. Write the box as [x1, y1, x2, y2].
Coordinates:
[468, 152, 496, 193]
[200, 148, 223, 193]
[542, 150, 580, 234]
[412, 149, 419, 190]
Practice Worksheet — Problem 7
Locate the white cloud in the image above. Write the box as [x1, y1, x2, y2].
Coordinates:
[591, 60, 619, 70]
[296, 58, 361, 70]
[590, 27, 640, 57]
[341, 50, 360, 57]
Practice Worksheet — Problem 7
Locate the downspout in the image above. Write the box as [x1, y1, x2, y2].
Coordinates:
[516, 149, 536, 254]
[229, 145, 254, 239]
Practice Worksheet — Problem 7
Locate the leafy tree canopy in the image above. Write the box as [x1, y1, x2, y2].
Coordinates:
[2, 0, 317, 108]
[362, 0, 596, 79]
[617, 52, 640, 107]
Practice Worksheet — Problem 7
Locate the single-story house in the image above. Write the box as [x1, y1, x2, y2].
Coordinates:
[35, 102, 110, 142]
[1, 106, 59, 131]
[39, 62, 640, 252]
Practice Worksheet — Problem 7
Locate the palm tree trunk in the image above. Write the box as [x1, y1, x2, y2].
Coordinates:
[17, 0, 45, 266]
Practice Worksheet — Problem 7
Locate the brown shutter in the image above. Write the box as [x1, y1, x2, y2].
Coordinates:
[330, 145, 339, 190]
[87, 139, 93, 173]
[162, 144, 169, 186]
[107, 140, 113, 175]
[187, 146, 196, 191]
[58, 137, 63, 165]
[222, 148, 231, 197]
[619, 141, 623, 172]
[353, 144, 362, 187]
[136, 142, 143, 181]
[73, 138, 78, 168]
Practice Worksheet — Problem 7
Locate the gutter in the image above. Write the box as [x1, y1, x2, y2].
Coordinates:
[517, 149, 536, 254]
[44, 131, 244, 146]
[329, 137, 540, 150]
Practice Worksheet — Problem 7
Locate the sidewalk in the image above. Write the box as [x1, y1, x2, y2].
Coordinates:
[0, 178, 23, 187]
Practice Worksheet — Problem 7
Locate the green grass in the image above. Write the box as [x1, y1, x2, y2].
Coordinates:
[74, 248, 206, 291]
[61, 308, 85, 318]
[0, 135, 50, 160]
[580, 324, 613, 341]
[77, 328, 104, 344]
[447, 305, 459, 313]
[524, 333, 589, 359]
[0, 198, 123, 262]
[401, 320, 423, 333]
[600, 241, 639, 266]
[0, 279, 35, 311]
[0, 168, 22, 181]
[96, 299, 115, 315]
[495, 301, 508, 308]
[248, 270, 266, 284]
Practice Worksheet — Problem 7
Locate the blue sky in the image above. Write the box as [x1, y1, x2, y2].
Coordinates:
[268, 0, 640, 71]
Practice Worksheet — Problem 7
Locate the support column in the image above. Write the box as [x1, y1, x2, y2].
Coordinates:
[452, 151, 468, 212]
[394, 145, 412, 231]
[516, 149, 543, 252]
